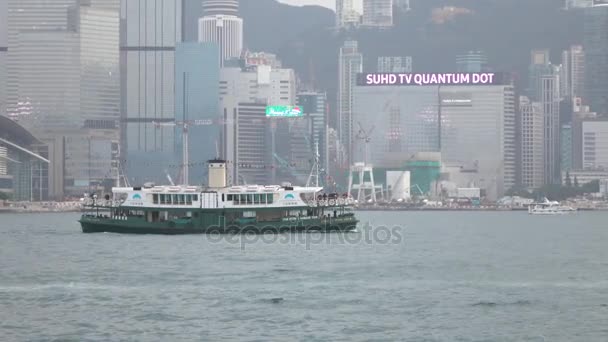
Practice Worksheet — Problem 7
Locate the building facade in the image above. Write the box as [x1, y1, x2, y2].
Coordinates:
[10, 3, 120, 198]
[584, 4, 608, 114]
[377, 56, 413, 73]
[582, 120, 608, 169]
[236, 103, 269, 185]
[561, 45, 585, 101]
[198, 14, 243, 67]
[353, 78, 516, 200]
[362, 0, 393, 28]
[456, 50, 489, 73]
[338, 40, 363, 165]
[175, 42, 220, 185]
[539, 73, 562, 185]
[121, 0, 183, 185]
[520, 96, 545, 189]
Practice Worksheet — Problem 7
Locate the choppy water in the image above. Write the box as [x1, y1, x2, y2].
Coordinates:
[1, 211, 608, 341]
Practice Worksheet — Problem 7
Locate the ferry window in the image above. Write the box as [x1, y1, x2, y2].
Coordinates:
[179, 194, 185, 205]
[247, 194, 253, 204]
[153, 194, 158, 204]
[227, 194, 232, 201]
[186, 195, 192, 205]
[240, 194, 246, 204]
[268, 194, 273, 204]
[159, 194, 165, 204]
[254, 194, 260, 204]
[193, 195, 198, 201]
[222, 194, 225, 202]
[172, 195, 178, 205]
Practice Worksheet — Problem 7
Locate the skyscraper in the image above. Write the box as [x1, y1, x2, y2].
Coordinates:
[520, 96, 545, 189]
[561, 45, 585, 101]
[121, 0, 183, 185]
[174, 42, 220, 185]
[338, 40, 363, 165]
[584, 4, 608, 114]
[11, 1, 120, 197]
[6, 0, 80, 118]
[336, 0, 361, 28]
[363, 0, 393, 28]
[198, 0, 243, 67]
[539, 73, 562, 185]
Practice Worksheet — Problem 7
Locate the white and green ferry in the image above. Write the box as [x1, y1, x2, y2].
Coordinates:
[79, 160, 358, 234]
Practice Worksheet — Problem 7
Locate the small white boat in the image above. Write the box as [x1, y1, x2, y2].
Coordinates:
[528, 198, 577, 215]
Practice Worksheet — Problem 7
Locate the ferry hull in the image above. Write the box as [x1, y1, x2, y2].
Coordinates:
[79, 218, 358, 235]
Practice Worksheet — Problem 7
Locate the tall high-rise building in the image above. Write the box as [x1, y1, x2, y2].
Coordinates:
[377, 56, 412, 73]
[10, 2, 120, 197]
[338, 40, 363, 164]
[572, 104, 597, 169]
[6, 0, 80, 118]
[584, 4, 608, 114]
[539, 72, 562, 185]
[520, 96, 545, 189]
[0, 0, 7, 116]
[297, 91, 329, 181]
[175, 42, 220, 185]
[121, 0, 183, 185]
[456, 50, 489, 73]
[528, 50, 562, 184]
[561, 123, 573, 172]
[198, 0, 243, 67]
[561, 45, 586, 101]
[363, 0, 393, 28]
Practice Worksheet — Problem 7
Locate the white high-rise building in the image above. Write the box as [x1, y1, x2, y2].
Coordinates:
[121, 0, 183, 185]
[363, 0, 393, 27]
[561, 45, 585, 101]
[198, 16, 243, 67]
[582, 120, 608, 169]
[219, 66, 296, 183]
[199, 0, 243, 67]
[520, 96, 545, 189]
[338, 40, 363, 164]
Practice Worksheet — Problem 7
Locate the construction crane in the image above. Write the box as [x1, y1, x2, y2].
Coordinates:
[151, 119, 216, 184]
[355, 121, 375, 165]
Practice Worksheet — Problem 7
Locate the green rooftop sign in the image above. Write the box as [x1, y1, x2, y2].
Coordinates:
[265, 105, 303, 117]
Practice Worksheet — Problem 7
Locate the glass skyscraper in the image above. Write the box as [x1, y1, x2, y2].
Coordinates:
[121, 0, 183, 185]
[174, 42, 220, 185]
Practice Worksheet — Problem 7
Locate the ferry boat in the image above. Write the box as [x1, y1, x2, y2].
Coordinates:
[79, 160, 358, 234]
[528, 198, 577, 215]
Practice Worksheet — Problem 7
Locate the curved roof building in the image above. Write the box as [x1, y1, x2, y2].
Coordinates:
[202, 0, 239, 16]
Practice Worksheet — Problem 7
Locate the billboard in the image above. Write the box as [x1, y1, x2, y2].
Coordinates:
[356, 72, 510, 86]
[265, 105, 303, 117]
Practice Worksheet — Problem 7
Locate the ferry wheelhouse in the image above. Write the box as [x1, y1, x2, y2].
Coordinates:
[79, 161, 358, 234]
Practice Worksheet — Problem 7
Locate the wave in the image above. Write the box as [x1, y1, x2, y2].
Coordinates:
[472, 299, 532, 307]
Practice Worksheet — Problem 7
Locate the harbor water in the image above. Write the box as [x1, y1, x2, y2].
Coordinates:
[1, 211, 607, 341]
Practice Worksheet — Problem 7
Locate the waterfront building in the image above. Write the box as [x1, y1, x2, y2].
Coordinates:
[582, 120, 608, 169]
[520, 96, 545, 189]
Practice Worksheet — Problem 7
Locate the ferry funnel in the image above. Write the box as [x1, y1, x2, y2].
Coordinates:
[208, 159, 227, 188]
